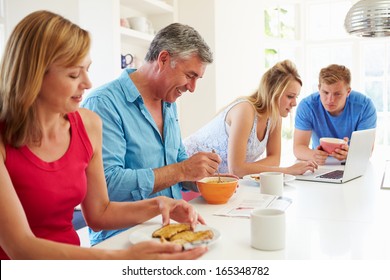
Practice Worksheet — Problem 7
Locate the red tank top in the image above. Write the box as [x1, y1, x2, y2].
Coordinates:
[0, 111, 93, 259]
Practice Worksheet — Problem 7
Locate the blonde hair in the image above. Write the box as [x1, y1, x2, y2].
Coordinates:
[0, 10, 90, 147]
[318, 64, 351, 87]
[246, 59, 302, 131]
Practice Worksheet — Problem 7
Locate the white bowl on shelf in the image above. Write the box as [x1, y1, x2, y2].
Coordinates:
[127, 16, 153, 34]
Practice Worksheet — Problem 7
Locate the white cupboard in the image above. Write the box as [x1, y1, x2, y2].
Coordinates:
[119, 0, 177, 69]
[78, 0, 177, 89]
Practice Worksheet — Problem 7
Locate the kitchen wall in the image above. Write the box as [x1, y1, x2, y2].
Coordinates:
[4, 0, 274, 138]
[5, 0, 120, 92]
[5, 0, 79, 30]
[177, 0, 265, 137]
[176, 0, 216, 138]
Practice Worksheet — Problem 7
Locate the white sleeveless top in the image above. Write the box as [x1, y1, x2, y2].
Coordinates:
[184, 99, 271, 173]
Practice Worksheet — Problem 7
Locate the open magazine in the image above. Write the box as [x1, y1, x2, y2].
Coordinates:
[213, 194, 292, 218]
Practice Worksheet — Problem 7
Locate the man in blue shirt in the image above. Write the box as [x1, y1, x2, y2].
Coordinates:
[294, 64, 377, 165]
[82, 23, 221, 245]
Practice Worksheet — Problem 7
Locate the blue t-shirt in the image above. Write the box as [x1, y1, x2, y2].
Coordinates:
[81, 69, 185, 245]
[294, 90, 377, 148]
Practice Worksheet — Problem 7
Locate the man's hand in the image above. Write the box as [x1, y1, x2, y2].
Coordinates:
[313, 146, 329, 165]
[180, 152, 221, 181]
[330, 137, 349, 161]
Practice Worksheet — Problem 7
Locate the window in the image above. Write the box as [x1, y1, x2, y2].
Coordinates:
[264, 4, 297, 40]
[263, 3, 301, 69]
[361, 42, 390, 145]
[263, 2, 302, 149]
[307, 0, 351, 40]
[305, 0, 388, 146]
[263, 0, 390, 146]
[305, 0, 354, 92]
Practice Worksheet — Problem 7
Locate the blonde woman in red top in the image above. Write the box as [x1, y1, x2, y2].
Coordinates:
[0, 10, 205, 260]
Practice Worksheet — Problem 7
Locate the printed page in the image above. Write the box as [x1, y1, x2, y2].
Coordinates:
[213, 194, 292, 218]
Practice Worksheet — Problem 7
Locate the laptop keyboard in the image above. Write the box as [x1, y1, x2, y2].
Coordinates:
[317, 170, 344, 179]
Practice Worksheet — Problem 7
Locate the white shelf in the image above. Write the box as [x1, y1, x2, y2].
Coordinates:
[120, 0, 173, 14]
[119, 0, 175, 67]
[120, 26, 153, 46]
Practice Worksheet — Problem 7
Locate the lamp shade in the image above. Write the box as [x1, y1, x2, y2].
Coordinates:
[345, 0, 390, 37]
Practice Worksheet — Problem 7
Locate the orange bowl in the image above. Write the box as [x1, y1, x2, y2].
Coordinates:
[196, 176, 238, 204]
[320, 137, 346, 154]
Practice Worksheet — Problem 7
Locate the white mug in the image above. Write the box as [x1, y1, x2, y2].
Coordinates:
[259, 171, 283, 196]
[250, 208, 285, 251]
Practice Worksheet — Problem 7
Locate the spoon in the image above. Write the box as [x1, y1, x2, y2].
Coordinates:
[211, 149, 222, 183]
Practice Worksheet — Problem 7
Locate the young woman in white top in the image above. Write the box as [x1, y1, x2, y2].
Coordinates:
[184, 60, 318, 178]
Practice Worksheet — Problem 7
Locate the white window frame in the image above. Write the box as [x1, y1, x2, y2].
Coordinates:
[263, 0, 390, 146]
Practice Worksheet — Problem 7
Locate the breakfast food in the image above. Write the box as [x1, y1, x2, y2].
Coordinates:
[207, 180, 226, 183]
[170, 229, 214, 243]
[152, 223, 214, 245]
[250, 175, 260, 181]
[152, 223, 191, 239]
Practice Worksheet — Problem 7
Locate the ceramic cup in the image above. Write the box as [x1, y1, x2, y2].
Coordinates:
[127, 16, 152, 33]
[250, 208, 285, 251]
[320, 137, 346, 154]
[120, 18, 130, 28]
[121, 53, 133, 69]
[259, 172, 283, 196]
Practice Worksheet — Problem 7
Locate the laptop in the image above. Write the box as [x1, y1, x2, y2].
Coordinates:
[295, 128, 376, 184]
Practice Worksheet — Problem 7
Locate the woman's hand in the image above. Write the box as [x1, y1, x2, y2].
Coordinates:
[285, 160, 318, 175]
[122, 240, 207, 260]
[156, 197, 205, 229]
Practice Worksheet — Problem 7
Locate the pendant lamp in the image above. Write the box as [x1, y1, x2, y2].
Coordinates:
[345, 0, 390, 37]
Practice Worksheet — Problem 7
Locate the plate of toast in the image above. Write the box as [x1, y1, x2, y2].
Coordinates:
[128, 223, 221, 247]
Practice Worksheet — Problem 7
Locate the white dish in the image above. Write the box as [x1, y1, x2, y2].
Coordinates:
[128, 223, 221, 246]
[243, 173, 296, 184]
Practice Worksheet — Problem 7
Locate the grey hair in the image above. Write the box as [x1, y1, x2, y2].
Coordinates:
[145, 22, 213, 64]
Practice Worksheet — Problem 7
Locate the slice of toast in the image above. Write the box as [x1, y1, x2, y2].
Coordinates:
[169, 229, 214, 243]
[152, 223, 191, 239]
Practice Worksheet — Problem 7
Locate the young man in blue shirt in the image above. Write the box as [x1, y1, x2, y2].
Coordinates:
[293, 64, 377, 165]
